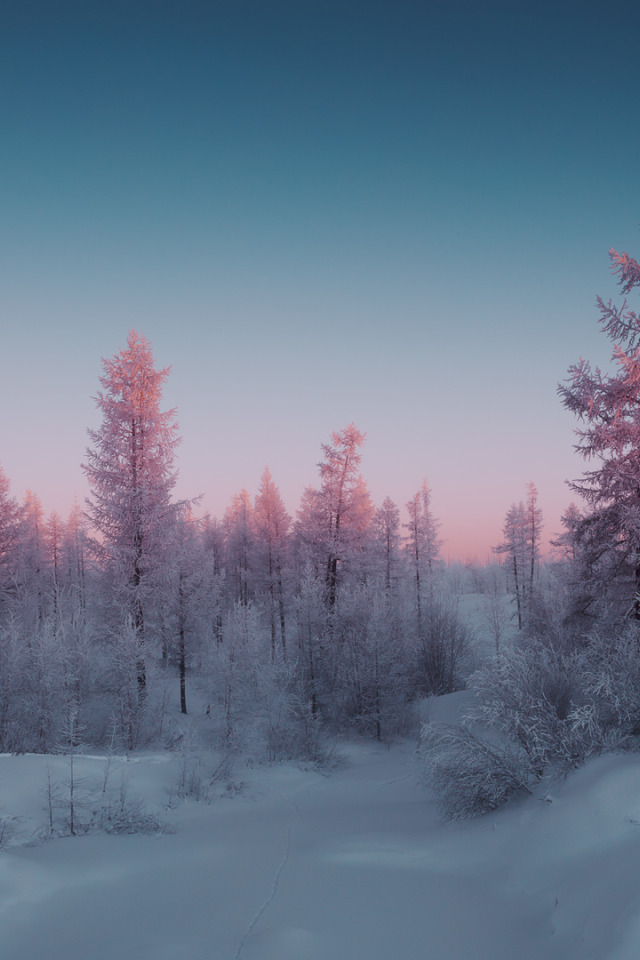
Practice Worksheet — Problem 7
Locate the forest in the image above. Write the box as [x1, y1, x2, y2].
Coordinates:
[2, 242, 640, 832]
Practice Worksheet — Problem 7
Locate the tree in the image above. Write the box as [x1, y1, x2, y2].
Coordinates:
[17, 490, 46, 629]
[202, 514, 225, 645]
[551, 503, 583, 564]
[493, 483, 542, 630]
[404, 479, 441, 633]
[494, 502, 527, 629]
[296, 424, 373, 611]
[223, 490, 254, 607]
[44, 511, 64, 634]
[479, 563, 511, 656]
[252, 467, 291, 659]
[559, 243, 640, 617]
[83, 330, 180, 693]
[62, 499, 88, 622]
[524, 482, 543, 593]
[166, 507, 208, 715]
[0, 465, 21, 618]
[373, 497, 401, 595]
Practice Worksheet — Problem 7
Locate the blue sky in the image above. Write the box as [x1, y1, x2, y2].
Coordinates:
[2, 1, 640, 559]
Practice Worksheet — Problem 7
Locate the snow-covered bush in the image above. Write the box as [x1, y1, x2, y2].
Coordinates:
[469, 639, 599, 774]
[584, 627, 640, 744]
[419, 635, 611, 819]
[418, 722, 531, 820]
[255, 658, 311, 762]
[43, 746, 168, 838]
[97, 782, 168, 835]
[411, 600, 471, 698]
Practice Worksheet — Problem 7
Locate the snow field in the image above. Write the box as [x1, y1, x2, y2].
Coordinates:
[2, 723, 640, 959]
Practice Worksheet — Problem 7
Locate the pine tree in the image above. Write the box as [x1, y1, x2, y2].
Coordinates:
[559, 243, 640, 617]
[83, 330, 180, 693]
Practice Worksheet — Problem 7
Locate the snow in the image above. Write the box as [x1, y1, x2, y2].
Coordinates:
[2, 715, 640, 959]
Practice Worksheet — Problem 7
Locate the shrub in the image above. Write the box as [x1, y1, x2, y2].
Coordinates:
[412, 600, 471, 697]
[418, 635, 611, 820]
[468, 639, 599, 773]
[417, 722, 531, 820]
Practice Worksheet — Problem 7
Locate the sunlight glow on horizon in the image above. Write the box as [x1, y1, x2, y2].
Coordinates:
[2, 394, 576, 566]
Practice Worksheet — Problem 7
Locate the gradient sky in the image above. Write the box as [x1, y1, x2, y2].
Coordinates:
[2, 1, 640, 560]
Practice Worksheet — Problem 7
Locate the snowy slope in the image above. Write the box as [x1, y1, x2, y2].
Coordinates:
[1, 729, 640, 959]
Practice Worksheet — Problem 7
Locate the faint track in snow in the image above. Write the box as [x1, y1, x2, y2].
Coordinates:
[377, 773, 413, 786]
[233, 800, 300, 960]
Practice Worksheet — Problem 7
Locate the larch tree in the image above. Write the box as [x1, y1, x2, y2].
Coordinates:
[373, 497, 401, 595]
[83, 330, 180, 694]
[492, 483, 542, 630]
[63, 500, 88, 622]
[202, 514, 225, 645]
[297, 424, 373, 611]
[525, 482, 543, 593]
[0, 465, 22, 618]
[252, 467, 291, 659]
[44, 511, 63, 633]
[293, 425, 373, 718]
[551, 503, 583, 564]
[18, 491, 46, 629]
[559, 242, 640, 618]
[494, 501, 527, 630]
[404, 479, 441, 633]
[223, 489, 254, 607]
[167, 506, 207, 715]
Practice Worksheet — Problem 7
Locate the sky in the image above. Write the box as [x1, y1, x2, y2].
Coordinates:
[2, 0, 640, 561]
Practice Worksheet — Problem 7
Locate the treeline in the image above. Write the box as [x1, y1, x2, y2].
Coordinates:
[0, 333, 476, 759]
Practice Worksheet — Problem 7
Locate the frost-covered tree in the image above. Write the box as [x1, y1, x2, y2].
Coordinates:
[61, 500, 89, 623]
[164, 508, 208, 715]
[373, 496, 401, 595]
[44, 511, 64, 633]
[202, 514, 225, 645]
[292, 562, 326, 716]
[223, 489, 254, 607]
[296, 424, 373, 610]
[83, 330, 180, 692]
[404, 479, 441, 632]
[494, 501, 527, 629]
[559, 243, 640, 618]
[551, 503, 583, 566]
[0, 465, 21, 618]
[252, 467, 291, 659]
[525, 482, 543, 593]
[493, 484, 543, 630]
[16, 490, 46, 629]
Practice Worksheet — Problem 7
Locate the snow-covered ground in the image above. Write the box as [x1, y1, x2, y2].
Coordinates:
[2, 696, 640, 960]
